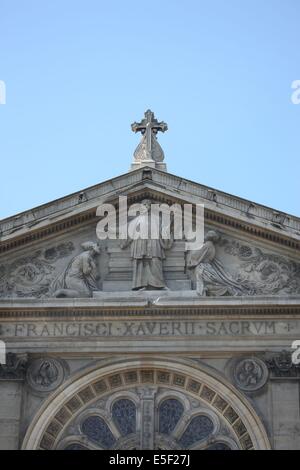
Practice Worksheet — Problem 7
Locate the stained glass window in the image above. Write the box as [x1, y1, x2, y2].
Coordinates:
[206, 442, 231, 450]
[112, 399, 136, 436]
[159, 398, 184, 435]
[64, 443, 88, 450]
[178, 415, 214, 448]
[81, 416, 116, 448]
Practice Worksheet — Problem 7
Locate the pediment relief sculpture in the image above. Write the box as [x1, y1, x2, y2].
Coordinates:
[0, 222, 299, 299]
[187, 231, 250, 296]
[0, 242, 75, 298]
[50, 242, 101, 298]
[220, 237, 300, 295]
[186, 231, 300, 297]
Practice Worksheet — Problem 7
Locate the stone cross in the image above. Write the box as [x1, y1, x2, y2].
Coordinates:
[131, 110, 168, 163]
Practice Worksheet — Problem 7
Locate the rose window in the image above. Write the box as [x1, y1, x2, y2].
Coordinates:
[59, 387, 239, 450]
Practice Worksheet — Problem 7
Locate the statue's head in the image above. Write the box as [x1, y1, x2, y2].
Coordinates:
[205, 230, 219, 243]
[81, 241, 101, 254]
[244, 360, 255, 373]
[140, 199, 152, 212]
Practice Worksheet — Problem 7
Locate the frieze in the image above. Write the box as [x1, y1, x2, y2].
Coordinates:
[0, 319, 297, 338]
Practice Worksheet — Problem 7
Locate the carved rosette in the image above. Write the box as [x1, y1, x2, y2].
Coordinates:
[232, 357, 269, 392]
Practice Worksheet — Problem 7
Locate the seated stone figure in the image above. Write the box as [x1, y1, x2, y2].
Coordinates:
[187, 231, 245, 296]
[51, 241, 100, 298]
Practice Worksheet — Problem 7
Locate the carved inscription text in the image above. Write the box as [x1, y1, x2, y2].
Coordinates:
[0, 320, 295, 338]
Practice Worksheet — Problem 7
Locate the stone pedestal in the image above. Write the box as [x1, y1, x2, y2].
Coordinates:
[130, 160, 167, 172]
[101, 279, 191, 292]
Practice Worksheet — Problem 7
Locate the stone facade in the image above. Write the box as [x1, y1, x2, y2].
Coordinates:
[0, 116, 300, 449]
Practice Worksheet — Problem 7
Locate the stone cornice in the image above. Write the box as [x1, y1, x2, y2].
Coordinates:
[0, 188, 299, 258]
[0, 209, 96, 255]
[0, 296, 299, 319]
[0, 168, 299, 256]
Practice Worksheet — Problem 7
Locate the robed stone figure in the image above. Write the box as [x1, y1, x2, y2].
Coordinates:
[50, 241, 100, 297]
[121, 200, 172, 290]
[187, 230, 246, 296]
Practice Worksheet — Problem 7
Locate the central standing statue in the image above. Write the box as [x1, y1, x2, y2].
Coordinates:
[121, 199, 173, 290]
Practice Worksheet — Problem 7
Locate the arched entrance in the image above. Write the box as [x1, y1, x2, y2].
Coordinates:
[22, 357, 271, 450]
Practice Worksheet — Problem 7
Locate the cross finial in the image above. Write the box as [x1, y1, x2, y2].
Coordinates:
[130, 110, 168, 172]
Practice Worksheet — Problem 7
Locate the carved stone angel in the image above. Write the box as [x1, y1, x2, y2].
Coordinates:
[187, 231, 246, 296]
[50, 241, 100, 298]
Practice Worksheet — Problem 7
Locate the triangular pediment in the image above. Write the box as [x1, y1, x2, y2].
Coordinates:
[0, 167, 299, 300]
[1, 167, 299, 247]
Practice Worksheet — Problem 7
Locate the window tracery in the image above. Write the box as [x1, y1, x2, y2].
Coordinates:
[61, 387, 238, 450]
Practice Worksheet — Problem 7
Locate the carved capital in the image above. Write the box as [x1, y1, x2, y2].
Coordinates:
[0, 352, 28, 380]
[264, 350, 300, 378]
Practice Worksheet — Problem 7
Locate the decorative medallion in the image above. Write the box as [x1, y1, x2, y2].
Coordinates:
[233, 357, 268, 392]
[26, 357, 68, 393]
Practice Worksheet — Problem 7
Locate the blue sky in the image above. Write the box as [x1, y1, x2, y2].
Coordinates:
[0, 0, 299, 220]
